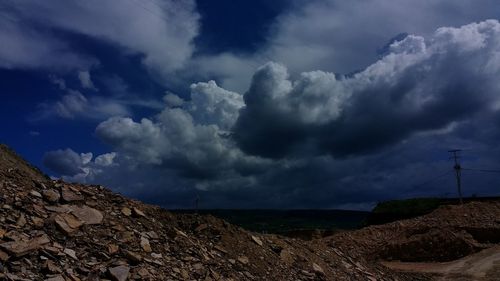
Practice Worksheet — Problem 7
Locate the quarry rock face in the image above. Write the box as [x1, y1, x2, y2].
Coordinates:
[1, 143, 500, 280]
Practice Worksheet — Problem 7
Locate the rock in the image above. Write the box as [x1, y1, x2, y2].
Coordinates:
[214, 245, 228, 254]
[110, 221, 124, 229]
[31, 216, 45, 228]
[108, 244, 119, 255]
[251, 235, 263, 246]
[42, 190, 60, 203]
[35, 181, 47, 189]
[44, 245, 62, 256]
[44, 275, 65, 281]
[4, 230, 27, 241]
[140, 237, 152, 253]
[332, 247, 344, 257]
[301, 269, 316, 278]
[180, 269, 189, 279]
[341, 260, 352, 269]
[0, 249, 9, 261]
[237, 256, 249, 265]
[54, 213, 83, 235]
[61, 187, 83, 202]
[137, 267, 151, 279]
[108, 265, 130, 281]
[0, 234, 50, 257]
[64, 248, 78, 260]
[30, 190, 42, 198]
[121, 207, 132, 216]
[144, 231, 159, 240]
[43, 260, 61, 274]
[312, 263, 325, 275]
[3, 273, 31, 281]
[66, 205, 103, 225]
[132, 207, 146, 218]
[210, 270, 220, 280]
[195, 223, 208, 232]
[280, 249, 294, 264]
[151, 252, 162, 259]
[118, 231, 134, 243]
[124, 250, 142, 263]
[45, 205, 70, 213]
[0, 228, 5, 239]
[194, 263, 204, 270]
[175, 229, 188, 238]
[15, 214, 26, 227]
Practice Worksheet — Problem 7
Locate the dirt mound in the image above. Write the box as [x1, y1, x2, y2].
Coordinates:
[1, 144, 500, 280]
[381, 228, 478, 262]
[1, 145, 426, 280]
[0, 144, 49, 187]
[325, 201, 500, 268]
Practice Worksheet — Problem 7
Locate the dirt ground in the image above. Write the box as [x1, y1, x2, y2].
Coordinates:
[382, 245, 500, 280]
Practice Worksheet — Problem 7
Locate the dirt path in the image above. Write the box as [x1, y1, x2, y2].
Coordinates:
[381, 246, 500, 280]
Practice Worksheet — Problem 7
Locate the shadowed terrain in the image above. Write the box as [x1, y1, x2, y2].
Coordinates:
[1, 144, 500, 280]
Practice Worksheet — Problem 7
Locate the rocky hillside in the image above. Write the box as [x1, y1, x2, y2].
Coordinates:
[0, 144, 499, 280]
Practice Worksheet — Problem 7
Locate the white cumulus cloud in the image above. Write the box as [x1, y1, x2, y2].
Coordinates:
[0, 0, 199, 76]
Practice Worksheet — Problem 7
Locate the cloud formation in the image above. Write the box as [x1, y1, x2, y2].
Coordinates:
[235, 20, 500, 158]
[192, 0, 500, 92]
[36, 89, 130, 120]
[35, 74, 168, 121]
[0, 13, 96, 70]
[43, 148, 116, 181]
[0, 0, 199, 76]
[95, 80, 266, 188]
[78, 71, 97, 90]
[44, 19, 500, 208]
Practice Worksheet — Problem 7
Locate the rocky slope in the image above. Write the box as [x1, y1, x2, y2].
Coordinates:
[0, 144, 499, 280]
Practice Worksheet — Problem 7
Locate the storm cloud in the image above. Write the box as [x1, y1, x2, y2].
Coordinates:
[94, 80, 269, 188]
[43, 148, 116, 181]
[235, 21, 500, 158]
[43, 19, 500, 209]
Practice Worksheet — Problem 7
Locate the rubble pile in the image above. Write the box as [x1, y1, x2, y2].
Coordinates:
[326, 201, 500, 264]
[1, 144, 499, 280]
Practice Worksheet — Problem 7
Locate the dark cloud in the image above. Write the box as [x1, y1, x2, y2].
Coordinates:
[43, 148, 116, 180]
[43, 20, 500, 209]
[94, 81, 269, 187]
[235, 21, 500, 158]
[43, 149, 89, 176]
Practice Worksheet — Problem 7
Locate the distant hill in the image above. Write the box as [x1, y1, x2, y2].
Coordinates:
[173, 209, 369, 239]
[366, 196, 500, 225]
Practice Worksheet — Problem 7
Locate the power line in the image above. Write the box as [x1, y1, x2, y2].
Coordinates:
[411, 170, 452, 189]
[462, 168, 500, 174]
[409, 150, 500, 202]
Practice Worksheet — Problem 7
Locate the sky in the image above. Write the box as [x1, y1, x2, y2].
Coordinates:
[1, 0, 500, 210]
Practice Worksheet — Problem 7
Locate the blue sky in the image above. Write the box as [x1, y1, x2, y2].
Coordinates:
[1, 0, 500, 209]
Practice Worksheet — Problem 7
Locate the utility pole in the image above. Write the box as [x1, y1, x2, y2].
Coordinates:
[448, 149, 463, 204]
[195, 194, 200, 213]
